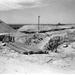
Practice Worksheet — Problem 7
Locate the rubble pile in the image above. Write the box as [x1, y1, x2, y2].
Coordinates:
[43, 36, 62, 52]
[42, 30, 75, 53]
[24, 34, 44, 45]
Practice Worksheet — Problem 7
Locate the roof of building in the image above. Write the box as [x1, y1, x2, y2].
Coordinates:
[0, 19, 15, 33]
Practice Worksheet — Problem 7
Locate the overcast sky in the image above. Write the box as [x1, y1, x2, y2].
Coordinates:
[0, 0, 75, 24]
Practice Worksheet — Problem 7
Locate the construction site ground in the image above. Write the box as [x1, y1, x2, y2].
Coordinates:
[1, 25, 75, 74]
[0, 41, 75, 74]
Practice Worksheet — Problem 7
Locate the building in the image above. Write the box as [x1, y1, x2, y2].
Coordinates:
[0, 19, 15, 42]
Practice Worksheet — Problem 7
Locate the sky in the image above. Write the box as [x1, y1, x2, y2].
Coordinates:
[0, 0, 75, 24]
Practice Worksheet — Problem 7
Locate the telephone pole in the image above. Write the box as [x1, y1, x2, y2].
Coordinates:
[38, 16, 40, 32]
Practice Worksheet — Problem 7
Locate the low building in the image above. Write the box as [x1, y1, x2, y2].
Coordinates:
[0, 19, 15, 42]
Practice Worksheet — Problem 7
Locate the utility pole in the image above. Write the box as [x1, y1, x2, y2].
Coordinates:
[38, 16, 40, 32]
[36, 16, 40, 38]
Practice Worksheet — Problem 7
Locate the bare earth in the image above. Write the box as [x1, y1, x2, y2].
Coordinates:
[0, 44, 75, 74]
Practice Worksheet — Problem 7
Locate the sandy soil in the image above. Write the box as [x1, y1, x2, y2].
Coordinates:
[0, 44, 75, 74]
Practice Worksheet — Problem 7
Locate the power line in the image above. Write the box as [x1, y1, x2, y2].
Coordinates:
[0, 3, 36, 17]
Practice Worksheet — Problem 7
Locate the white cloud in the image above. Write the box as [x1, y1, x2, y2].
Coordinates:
[0, 0, 42, 11]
